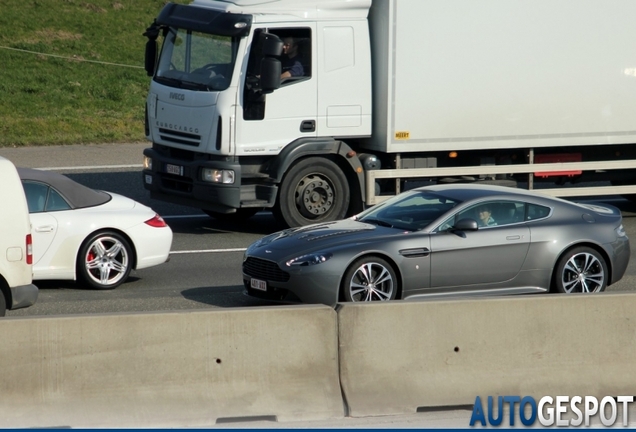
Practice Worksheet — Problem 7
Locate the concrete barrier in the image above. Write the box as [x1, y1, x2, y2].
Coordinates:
[0, 305, 344, 428]
[338, 293, 636, 417]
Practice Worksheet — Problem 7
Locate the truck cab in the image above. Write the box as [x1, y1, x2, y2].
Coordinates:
[142, 0, 372, 226]
[143, 0, 636, 227]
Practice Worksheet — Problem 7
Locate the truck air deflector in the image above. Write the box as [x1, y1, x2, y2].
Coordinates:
[157, 2, 252, 37]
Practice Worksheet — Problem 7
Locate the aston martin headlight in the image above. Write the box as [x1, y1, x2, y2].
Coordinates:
[286, 252, 333, 267]
[616, 224, 627, 238]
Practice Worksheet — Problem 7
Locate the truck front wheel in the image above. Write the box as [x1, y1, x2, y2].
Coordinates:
[274, 157, 350, 228]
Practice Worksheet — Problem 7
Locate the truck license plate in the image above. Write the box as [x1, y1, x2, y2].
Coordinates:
[166, 163, 183, 176]
[250, 278, 267, 291]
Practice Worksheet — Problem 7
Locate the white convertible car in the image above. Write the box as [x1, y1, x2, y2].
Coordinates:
[18, 168, 173, 290]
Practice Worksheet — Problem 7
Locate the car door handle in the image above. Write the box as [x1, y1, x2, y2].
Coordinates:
[506, 235, 521, 240]
[35, 225, 55, 233]
[300, 120, 315, 133]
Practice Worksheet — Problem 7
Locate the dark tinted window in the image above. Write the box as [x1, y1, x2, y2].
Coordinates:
[437, 200, 526, 231]
[358, 191, 460, 231]
[526, 203, 550, 221]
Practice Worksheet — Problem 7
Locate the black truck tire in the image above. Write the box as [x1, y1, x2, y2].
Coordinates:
[274, 157, 350, 228]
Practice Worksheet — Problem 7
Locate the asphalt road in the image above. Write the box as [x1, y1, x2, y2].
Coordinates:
[2, 142, 636, 318]
[3, 143, 636, 429]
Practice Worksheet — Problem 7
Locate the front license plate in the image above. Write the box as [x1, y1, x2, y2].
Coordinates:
[166, 163, 183, 176]
[250, 278, 267, 291]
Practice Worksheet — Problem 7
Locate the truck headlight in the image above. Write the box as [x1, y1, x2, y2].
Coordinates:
[202, 168, 235, 184]
[286, 252, 333, 267]
[143, 156, 152, 170]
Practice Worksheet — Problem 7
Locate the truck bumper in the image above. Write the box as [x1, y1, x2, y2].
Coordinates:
[10, 283, 38, 310]
[142, 147, 277, 213]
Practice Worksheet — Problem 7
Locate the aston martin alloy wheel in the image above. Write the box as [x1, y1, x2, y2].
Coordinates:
[343, 256, 398, 302]
[554, 247, 608, 293]
[77, 231, 133, 290]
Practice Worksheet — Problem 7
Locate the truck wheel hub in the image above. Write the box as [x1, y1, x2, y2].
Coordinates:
[296, 174, 334, 218]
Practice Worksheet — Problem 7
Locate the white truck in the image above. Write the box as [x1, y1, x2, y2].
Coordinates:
[142, 0, 636, 227]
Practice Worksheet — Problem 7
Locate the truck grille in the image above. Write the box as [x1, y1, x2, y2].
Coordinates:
[159, 128, 201, 147]
[243, 257, 290, 282]
[160, 174, 193, 193]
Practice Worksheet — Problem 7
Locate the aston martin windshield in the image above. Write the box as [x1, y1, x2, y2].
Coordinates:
[155, 28, 239, 91]
[357, 190, 462, 231]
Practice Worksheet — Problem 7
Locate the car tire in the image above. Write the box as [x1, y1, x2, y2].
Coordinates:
[273, 157, 350, 228]
[553, 246, 608, 293]
[342, 256, 398, 302]
[77, 231, 133, 290]
[204, 208, 261, 222]
[0, 291, 6, 317]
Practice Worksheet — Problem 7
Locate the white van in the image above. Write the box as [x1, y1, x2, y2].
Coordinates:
[0, 156, 38, 316]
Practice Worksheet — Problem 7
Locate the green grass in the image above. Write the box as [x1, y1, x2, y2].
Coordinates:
[0, 0, 187, 147]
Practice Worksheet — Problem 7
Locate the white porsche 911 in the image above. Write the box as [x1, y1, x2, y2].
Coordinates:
[18, 168, 173, 290]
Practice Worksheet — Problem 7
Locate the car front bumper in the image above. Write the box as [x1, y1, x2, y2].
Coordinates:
[608, 236, 630, 285]
[142, 147, 277, 213]
[242, 256, 343, 306]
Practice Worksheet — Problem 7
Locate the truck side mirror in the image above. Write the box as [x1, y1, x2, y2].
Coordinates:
[260, 57, 281, 94]
[258, 32, 283, 94]
[145, 39, 157, 77]
[143, 20, 160, 77]
[260, 33, 283, 57]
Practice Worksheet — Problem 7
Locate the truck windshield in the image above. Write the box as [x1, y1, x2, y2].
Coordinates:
[155, 27, 238, 91]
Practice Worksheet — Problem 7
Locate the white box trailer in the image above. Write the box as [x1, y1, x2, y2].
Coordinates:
[368, 0, 636, 154]
[141, 0, 636, 226]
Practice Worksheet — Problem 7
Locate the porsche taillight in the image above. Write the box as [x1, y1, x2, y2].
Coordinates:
[26, 234, 33, 265]
[145, 214, 168, 228]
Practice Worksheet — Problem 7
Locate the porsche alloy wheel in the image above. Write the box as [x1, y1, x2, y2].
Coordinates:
[343, 257, 398, 302]
[554, 247, 607, 293]
[78, 232, 133, 290]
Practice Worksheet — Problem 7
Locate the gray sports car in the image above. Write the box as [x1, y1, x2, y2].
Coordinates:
[242, 184, 630, 306]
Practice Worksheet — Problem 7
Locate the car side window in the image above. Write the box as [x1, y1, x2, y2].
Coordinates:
[455, 202, 499, 228]
[22, 181, 48, 213]
[243, 28, 312, 122]
[490, 201, 525, 226]
[436, 200, 526, 231]
[272, 28, 312, 85]
[526, 203, 550, 221]
[436, 215, 456, 232]
[46, 188, 71, 212]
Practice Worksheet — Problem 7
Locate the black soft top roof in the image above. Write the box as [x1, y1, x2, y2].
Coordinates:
[17, 167, 111, 209]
